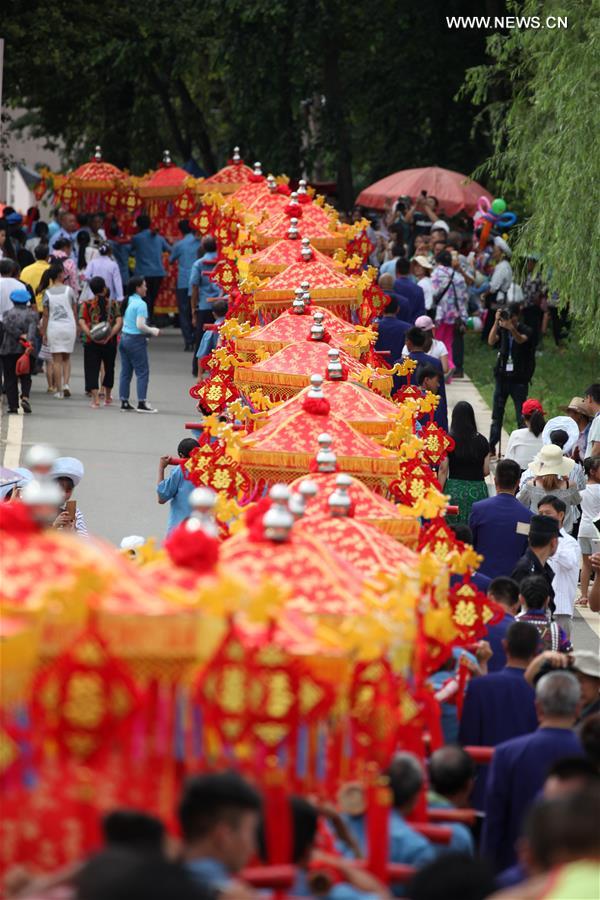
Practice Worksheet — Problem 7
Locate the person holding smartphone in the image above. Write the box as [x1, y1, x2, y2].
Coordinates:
[156, 438, 199, 535]
[50, 457, 88, 536]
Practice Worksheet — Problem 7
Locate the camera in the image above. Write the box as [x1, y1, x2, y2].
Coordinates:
[499, 309, 510, 321]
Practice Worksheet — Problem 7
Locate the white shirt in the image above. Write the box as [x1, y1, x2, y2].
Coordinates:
[548, 528, 581, 616]
[402, 337, 447, 362]
[579, 483, 600, 539]
[586, 412, 600, 458]
[0, 277, 26, 321]
[505, 428, 543, 470]
[418, 276, 434, 311]
[489, 259, 513, 298]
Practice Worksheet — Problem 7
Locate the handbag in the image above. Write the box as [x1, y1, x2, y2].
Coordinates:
[16, 339, 32, 375]
[90, 321, 111, 342]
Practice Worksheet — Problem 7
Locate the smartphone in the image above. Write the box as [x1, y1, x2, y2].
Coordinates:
[591, 539, 600, 556]
[65, 499, 77, 522]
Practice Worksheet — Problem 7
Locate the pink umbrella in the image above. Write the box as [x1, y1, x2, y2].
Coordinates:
[356, 166, 492, 217]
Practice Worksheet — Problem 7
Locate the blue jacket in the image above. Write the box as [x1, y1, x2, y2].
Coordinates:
[469, 493, 533, 579]
[170, 232, 200, 289]
[481, 727, 583, 871]
[189, 252, 220, 310]
[426, 793, 475, 856]
[375, 316, 411, 364]
[392, 277, 425, 323]
[131, 229, 170, 277]
[485, 612, 515, 672]
[459, 666, 538, 809]
[343, 810, 435, 891]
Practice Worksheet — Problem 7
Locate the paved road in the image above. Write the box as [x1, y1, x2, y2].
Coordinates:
[15, 331, 196, 544]
[1, 332, 598, 651]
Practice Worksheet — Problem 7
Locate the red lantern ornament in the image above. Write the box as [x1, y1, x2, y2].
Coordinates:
[210, 258, 238, 292]
[31, 626, 139, 763]
[174, 189, 196, 218]
[419, 422, 455, 465]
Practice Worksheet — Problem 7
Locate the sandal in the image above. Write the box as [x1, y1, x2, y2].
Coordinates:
[576, 597, 589, 607]
[90, 401, 100, 409]
[104, 397, 113, 406]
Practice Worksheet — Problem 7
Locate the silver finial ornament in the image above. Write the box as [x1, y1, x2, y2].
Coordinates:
[298, 479, 318, 501]
[328, 473, 352, 518]
[308, 373, 325, 396]
[233, 146, 241, 163]
[188, 487, 219, 537]
[297, 179, 308, 195]
[310, 311, 325, 342]
[327, 348, 344, 380]
[316, 433, 337, 473]
[292, 286, 306, 315]
[162, 149, 172, 165]
[288, 220, 299, 240]
[263, 484, 294, 541]
[24, 443, 59, 473]
[267, 174, 277, 192]
[253, 161, 262, 176]
[94, 145, 102, 161]
[301, 238, 313, 261]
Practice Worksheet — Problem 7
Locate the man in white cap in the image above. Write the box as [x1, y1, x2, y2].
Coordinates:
[51, 456, 88, 535]
[482, 236, 513, 342]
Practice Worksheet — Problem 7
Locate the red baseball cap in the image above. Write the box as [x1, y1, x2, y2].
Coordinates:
[522, 398, 545, 416]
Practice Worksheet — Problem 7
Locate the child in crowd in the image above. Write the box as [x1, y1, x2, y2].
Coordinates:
[195, 299, 228, 379]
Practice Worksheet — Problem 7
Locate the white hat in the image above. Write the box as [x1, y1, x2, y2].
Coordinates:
[572, 650, 600, 680]
[412, 255, 434, 270]
[529, 444, 575, 478]
[494, 236, 512, 258]
[431, 219, 450, 234]
[51, 457, 84, 487]
[542, 416, 580, 457]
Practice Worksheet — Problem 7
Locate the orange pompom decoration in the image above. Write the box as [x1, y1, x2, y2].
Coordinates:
[164, 521, 219, 573]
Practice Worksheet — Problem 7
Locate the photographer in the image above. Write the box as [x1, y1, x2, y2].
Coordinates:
[481, 236, 513, 341]
[156, 438, 199, 535]
[488, 303, 534, 456]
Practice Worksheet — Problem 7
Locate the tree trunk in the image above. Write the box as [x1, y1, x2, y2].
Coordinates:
[321, 11, 354, 210]
[146, 67, 191, 160]
[175, 79, 217, 174]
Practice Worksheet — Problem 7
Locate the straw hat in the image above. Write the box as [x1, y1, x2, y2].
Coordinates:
[560, 397, 592, 419]
[529, 445, 575, 478]
[412, 255, 434, 270]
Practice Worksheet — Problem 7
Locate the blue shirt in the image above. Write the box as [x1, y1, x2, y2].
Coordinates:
[392, 277, 425, 323]
[375, 317, 411, 364]
[402, 351, 448, 431]
[485, 612, 515, 672]
[344, 810, 435, 896]
[292, 868, 378, 899]
[186, 857, 230, 891]
[482, 727, 583, 871]
[122, 293, 149, 335]
[110, 240, 131, 286]
[170, 233, 200, 289]
[469, 494, 533, 579]
[156, 465, 195, 534]
[459, 666, 538, 809]
[131, 229, 170, 277]
[189, 252, 220, 310]
[426, 794, 475, 856]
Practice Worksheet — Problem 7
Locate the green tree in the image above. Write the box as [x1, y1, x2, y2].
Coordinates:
[3, 0, 493, 211]
[462, 0, 600, 340]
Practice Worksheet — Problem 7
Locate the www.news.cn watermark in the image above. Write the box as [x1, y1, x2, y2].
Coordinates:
[446, 15, 568, 29]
